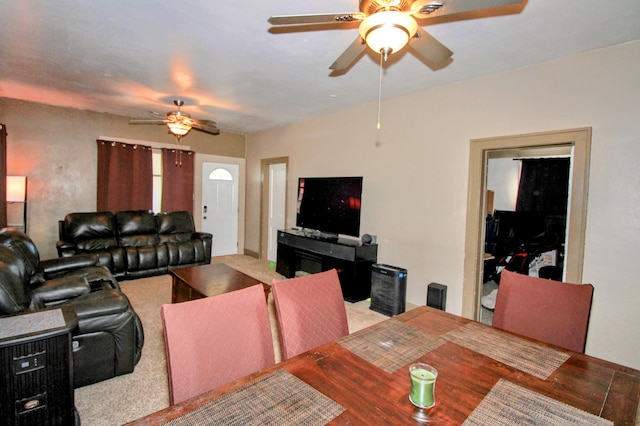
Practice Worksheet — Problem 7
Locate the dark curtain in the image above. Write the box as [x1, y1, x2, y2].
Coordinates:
[516, 158, 570, 215]
[97, 140, 153, 212]
[0, 124, 6, 228]
[161, 148, 194, 214]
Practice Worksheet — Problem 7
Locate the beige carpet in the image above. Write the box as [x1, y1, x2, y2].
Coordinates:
[74, 255, 390, 425]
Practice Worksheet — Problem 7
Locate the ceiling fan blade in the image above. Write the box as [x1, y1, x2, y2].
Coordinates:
[191, 120, 220, 136]
[268, 12, 365, 26]
[412, 0, 524, 19]
[128, 119, 167, 125]
[409, 27, 453, 64]
[329, 37, 367, 71]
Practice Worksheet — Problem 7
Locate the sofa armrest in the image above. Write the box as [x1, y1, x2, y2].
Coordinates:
[192, 232, 212, 241]
[40, 254, 99, 277]
[56, 240, 78, 257]
[29, 276, 91, 309]
[192, 232, 213, 260]
[65, 289, 132, 321]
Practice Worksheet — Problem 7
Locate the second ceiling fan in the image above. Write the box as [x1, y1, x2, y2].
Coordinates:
[269, 0, 524, 72]
[129, 100, 220, 138]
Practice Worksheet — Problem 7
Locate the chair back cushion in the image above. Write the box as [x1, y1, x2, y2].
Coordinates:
[492, 270, 594, 353]
[0, 246, 29, 315]
[271, 269, 349, 360]
[0, 229, 44, 285]
[157, 212, 204, 264]
[116, 211, 159, 247]
[156, 211, 195, 244]
[64, 212, 118, 250]
[161, 284, 274, 405]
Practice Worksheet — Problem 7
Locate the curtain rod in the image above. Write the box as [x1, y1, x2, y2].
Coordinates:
[98, 136, 190, 151]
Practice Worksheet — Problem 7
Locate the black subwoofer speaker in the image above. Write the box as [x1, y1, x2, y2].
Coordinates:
[426, 282, 447, 311]
[370, 264, 407, 317]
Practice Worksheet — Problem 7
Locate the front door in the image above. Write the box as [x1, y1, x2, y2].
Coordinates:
[202, 162, 239, 256]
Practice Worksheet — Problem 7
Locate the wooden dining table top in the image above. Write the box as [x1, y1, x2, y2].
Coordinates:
[128, 306, 640, 425]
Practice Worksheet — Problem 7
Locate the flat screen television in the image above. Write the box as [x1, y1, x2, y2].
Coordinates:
[296, 176, 363, 238]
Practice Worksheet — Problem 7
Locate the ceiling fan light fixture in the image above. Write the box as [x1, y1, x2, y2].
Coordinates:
[167, 121, 191, 136]
[359, 11, 418, 56]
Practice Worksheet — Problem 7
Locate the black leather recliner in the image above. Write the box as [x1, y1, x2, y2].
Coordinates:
[0, 228, 144, 388]
[57, 210, 212, 280]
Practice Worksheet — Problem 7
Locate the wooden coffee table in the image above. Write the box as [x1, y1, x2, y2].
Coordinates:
[170, 263, 270, 303]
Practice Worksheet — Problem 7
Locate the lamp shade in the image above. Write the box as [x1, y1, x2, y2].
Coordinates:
[6, 176, 26, 202]
[167, 121, 191, 136]
[359, 11, 418, 55]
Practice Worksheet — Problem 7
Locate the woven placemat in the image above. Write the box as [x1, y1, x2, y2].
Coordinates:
[443, 322, 569, 379]
[164, 369, 344, 426]
[338, 320, 445, 373]
[463, 379, 613, 425]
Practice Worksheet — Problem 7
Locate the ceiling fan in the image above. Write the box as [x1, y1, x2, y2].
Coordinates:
[269, 0, 524, 72]
[129, 100, 220, 137]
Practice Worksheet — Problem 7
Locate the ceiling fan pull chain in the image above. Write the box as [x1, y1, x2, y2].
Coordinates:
[377, 52, 384, 130]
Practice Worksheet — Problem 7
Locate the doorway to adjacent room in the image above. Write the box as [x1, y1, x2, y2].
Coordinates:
[479, 148, 571, 324]
[259, 157, 288, 262]
[463, 128, 591, 322]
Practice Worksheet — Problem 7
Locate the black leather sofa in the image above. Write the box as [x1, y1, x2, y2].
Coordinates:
[57, 210, 213, 280]
[0, 229, 144, 388]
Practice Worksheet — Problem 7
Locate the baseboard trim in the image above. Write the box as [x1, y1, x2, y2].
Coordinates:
[243, 248, 259, 259]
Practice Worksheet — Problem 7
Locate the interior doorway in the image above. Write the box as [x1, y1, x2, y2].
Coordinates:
[463, 128, 591, 321]
[260, 157, 288, 261]
[267, 163, 287, 262]
[479, 148, 571, 324]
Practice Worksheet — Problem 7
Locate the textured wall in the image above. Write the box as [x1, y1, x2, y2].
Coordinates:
[0, 98, 245, 259]
[246, 41, 640, 369]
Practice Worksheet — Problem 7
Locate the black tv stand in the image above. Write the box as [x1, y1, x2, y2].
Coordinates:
[276, 229, 378, 302]
[296, 229, 339, 241]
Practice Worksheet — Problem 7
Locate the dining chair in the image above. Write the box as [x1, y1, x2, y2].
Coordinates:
[492, 269, 594, 353]
[161, 284, 275, 405]
[271, 269, 349, 360]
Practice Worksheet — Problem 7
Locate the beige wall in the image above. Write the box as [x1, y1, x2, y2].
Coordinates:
[245, 41, 640, 369]
[0, 98, 246, 259]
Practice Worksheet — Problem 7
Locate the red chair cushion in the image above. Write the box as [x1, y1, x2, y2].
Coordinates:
[272, 269, 349, 360]
[492, 270, 593, 353]
[161, 284, 274, 404]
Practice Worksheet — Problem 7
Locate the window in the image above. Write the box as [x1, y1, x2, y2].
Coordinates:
[152, 150, 162, 212]
[209, 168, 233, 181]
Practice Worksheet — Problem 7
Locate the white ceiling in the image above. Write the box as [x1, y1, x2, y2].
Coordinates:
[1, 0, 639, 134]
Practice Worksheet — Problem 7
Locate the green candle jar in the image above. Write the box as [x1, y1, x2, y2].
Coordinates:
[409, 363, 438, 409]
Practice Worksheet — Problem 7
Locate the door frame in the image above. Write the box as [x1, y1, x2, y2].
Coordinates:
[259, 157, 288, 260]
[194, 154, 246, 256]
[462, 128, 591, 320]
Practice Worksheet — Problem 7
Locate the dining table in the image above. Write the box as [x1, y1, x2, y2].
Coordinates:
[127, 306, 640, 425]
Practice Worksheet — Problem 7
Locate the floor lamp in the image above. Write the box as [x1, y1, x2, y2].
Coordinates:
[6, 176, 27, 233]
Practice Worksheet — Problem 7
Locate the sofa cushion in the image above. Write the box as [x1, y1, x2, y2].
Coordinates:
[0, 250, 29, 315]
[65, 211, 119, 251]
[166, 240, 207, 266]
[125, 244, 169, 272]
[116, 210, 160, 247]
[0, 230, 43, 284]
[157, 211, 196, 244]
